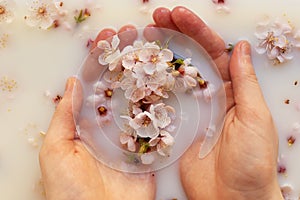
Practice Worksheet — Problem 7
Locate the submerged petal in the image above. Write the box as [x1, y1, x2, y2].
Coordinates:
[159, 48, 173, 62]
[160, 130, 175, 146]
[141, 153, 155, 165]
[97, 40, 111, 50]
[111, 35, 120, 49]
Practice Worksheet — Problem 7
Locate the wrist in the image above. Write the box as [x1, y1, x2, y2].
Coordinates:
[241, 181, 284, 200]
[218, 180, 284, 200]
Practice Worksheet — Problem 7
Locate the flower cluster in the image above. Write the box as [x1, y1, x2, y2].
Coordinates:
[0, 0, 16, 24]
[255, 18, 300, 64]
[24, 0, 95, 30]
[88, 35, 209, 165]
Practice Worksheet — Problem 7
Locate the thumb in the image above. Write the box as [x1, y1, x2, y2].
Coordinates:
[230, 41, 268, 114]
[45, 77, 83, 144]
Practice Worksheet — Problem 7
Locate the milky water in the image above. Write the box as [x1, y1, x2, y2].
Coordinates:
[0, 0, 300, 199]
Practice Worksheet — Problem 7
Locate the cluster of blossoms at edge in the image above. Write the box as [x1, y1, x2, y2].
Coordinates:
[86, 35, 209, 165]
[0, 0, 95, 30]
[255, 18, 300, 64]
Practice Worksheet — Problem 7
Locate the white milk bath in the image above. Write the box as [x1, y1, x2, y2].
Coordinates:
[0, 0, 300, 199]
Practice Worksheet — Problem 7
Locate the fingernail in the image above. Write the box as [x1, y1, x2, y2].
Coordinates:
[159, 7, 170, 14]
[241, 41, 250, 55]
[65, 78, 73, 92]
[239, 41, 251, 65]
[119, 25, 135, 32]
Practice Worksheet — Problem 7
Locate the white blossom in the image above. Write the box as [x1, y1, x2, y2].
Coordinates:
[98, 35, 121, 70]
[128, 111, 159, 138]
[25, 0, 58, 29]
[120, 130, 137, 152]
[149, 130, 175, 156]
[255, 19, 298, 64]
[149, 103, 175, 129]
[0, 0, 16, 24]
[139, 48, 173, 72]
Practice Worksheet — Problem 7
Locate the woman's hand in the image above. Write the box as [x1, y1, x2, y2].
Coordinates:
[153, 6, 283, 200]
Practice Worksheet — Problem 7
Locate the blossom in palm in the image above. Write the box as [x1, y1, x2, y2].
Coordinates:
[128, 111, 159, 138]
[149, 103, 175, 129]
[139, 48, 173, 73]
[98, 35, 121, 70]
[173, 58, 198, 90]
[149, 130, 175, 156]
[120, 129, 137, 152]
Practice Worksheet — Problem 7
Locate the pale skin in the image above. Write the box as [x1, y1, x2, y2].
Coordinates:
[39, 26, 156, 200]
[153, 6, 284, 200]
[39, 6, 283, 200]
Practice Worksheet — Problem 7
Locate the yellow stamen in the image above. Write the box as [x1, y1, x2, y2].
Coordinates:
[38, 7, 46, 15]
[0, 6, 5, 15]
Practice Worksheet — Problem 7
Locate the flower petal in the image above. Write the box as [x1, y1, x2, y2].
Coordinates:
[141, 153, 155, 165]
[120, 133, 131, 144]
[185, 66, 198, 77]
[149, 137, 160, 147]
[159, 49, 173, 62]
[268, 47, 279, 59]
[184, 75, 197, 87]
[106, 49, 121, 64]
[131, 87, 146, 102]
[160, 130, 175, 146]
[111, 35, 120, 49]
[143, 62, 156, 75]
[97, 40, 111, 50]
[127, 138, 136, 152]
[98, 53, 108, 65]
[156, 62, 168, 72]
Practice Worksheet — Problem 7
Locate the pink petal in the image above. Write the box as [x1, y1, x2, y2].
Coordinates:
[160, 131, 175, 146]
[98, 53, 108, 65]
[143, 62, 156, 75]
[159, 49, 173, 62]
[111, 35, 120, 49]
[149, 137, 160, 147]
[141, 153, 155, 165]
[131, 87, 146, 102]
[139, 49, 151, 63]
[267, 47, 279, 59]
[122, 58, 135, 70]
[97, 40, 111, 50]
[274, 35, 287, 48]
[184, 75, 197, 87]
[120, 134, 131, 144]
[156, 62, 168, 72]
[185, 66, 198, 77]
[127, 138, 136, 152]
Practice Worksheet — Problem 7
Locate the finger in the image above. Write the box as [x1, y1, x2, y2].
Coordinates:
[152, 7, 179, 31]
[224, 81, 234, 112]
[83, 29, 117, 82]
[90, 28, 116, 50]
[171, 6, 230, 81]
[229, 41, 267, 113]
[143, 24, 165, 43]
[118, 25, 138, 50]
[45, 77, 83, 143]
